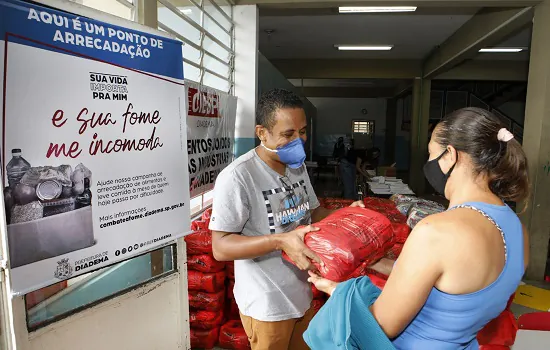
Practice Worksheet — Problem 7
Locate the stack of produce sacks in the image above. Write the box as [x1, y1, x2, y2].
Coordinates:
[220, 262, 251, 349]
[283, 207, 395, 282]
[390, 195, 445, 229]
[321, 197, 355, 210]
[186, 209, 226, 350]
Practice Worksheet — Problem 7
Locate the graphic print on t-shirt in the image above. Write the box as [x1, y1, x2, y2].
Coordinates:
[263, 179, 312, 233]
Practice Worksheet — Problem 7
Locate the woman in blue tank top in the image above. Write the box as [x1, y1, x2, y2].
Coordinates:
[308, 107, 530, 349]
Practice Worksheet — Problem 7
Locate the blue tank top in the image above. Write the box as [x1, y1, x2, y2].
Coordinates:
[392, 202, 524, 350]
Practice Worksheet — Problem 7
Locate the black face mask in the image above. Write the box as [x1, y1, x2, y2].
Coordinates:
[423, 150, 456, 195]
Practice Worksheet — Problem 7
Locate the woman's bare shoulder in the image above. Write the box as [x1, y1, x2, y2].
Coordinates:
[413, 209, 485, 239]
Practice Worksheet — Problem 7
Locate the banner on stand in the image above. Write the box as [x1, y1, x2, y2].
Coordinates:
[0, 0, 190, 294]
[186, 80, 237, 198]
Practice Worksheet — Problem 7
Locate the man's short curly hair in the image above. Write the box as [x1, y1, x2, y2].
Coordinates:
[256, 88, 304, 130]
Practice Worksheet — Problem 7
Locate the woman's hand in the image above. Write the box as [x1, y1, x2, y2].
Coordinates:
[308, 271, 339, 296]
[349, 200, 365, 208]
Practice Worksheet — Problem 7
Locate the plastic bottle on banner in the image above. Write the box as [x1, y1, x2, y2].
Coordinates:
[7, 148, 31, 188]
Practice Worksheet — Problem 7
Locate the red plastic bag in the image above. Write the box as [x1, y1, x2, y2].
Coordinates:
[312, 298, 325, 313]
[312, 284, 325, 300]
[345, 262, 388, 290]
[363, 197, 407, 224]
[219, 320, 251, 350]
[391, 223, 411, 244]
[227, 279, 235, 300]
[185, 230, 212, 255]
[188, 254, 225, 273]
[367, 273, 388, 290]
[323, 198, 355, 210]
[189, 290, 225, 312]
[283, 207, 395, 282]
[363, 197, 396, 212]
[476, 309, 518, 347]
[190, 309, 225, 330]
[477, 294, 518, 348]
[384, 243, 405, 260]
[191, 220, 209, 231]
[226, 261, 235, 280]
[190, 327, 219, 350]
[226, 299, 240, 320]
[188, 270, 226, 293]
[202, 208, 212, 223]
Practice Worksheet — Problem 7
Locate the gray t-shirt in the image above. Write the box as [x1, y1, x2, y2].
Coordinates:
[209, 149, 320, 322]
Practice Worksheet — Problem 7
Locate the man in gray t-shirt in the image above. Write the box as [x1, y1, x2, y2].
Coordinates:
[210, 89, 364, 350]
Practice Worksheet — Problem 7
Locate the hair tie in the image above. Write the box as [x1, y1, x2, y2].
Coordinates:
[497, 128, 514, 142]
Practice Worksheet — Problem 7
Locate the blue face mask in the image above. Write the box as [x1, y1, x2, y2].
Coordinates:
[262, 138, 306, 169]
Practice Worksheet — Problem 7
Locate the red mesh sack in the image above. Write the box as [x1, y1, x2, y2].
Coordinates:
[227, 279, 235, 300]
[363, 197, 396, 212]
[323, 198, 354, 210]
[363, 197, 407, 224]
[365, 267, 389, 281]
[188, 270, 226, 293]
[312, 284, 325, 300]
[384, 243, 405, 260]
[342, 262, 388, 290]
[190, 327, 219, 350]
[191, 220, 209, 231]
[219, 320, 251, 350]
[226, 261, 235, 280]
[185, 230, 212, 255]
[283, 207, 395, 282]
[188, 254, 226, 273]
[226, 299, 240, 320]
[318, 197, 326, 207]
[190, 309, 225, 330]
[392, 223, 411, 244]
[367, 273, 388, 290]
[189, 290, 225, 312]
[312, 298, 325, 313]
[476, 310, 517, 347]
[479, 346, 510, 350]
[477, 294, 518, 347]
[202, 208, 212, 222]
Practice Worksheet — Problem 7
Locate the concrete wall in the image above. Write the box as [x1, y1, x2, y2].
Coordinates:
[308, 97, 387, 159]
[499, 101, 526, 125]
[26, 274, 186, 350]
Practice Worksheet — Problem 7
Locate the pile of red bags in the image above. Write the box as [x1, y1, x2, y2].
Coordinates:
[283, 207, 395, 282]
[322, 198, 355, 210]
[219, 320, 251, 350]
[219, 261, 251, 349]
[187, 209, 227, 350]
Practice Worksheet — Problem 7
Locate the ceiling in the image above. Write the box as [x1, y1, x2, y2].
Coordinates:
[288, 78, 406, 87]
[259, 8, 531, 61]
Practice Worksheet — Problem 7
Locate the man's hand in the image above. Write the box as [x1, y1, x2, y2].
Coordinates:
[308, 271, 338, 296]
[349, 200, 365, 208]
[277, 225, 323, 270]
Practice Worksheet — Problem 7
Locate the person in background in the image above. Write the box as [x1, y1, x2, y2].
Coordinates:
[209, 88, 364, 350]
[333, 137, 346, 160]
[308, 107, 530, 349]
[339, 139, 358, 199]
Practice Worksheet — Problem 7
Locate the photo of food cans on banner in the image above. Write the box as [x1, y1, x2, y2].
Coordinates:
[0, 0, 190, 294]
